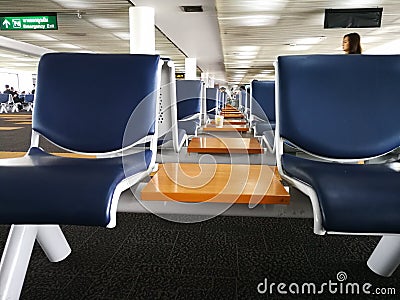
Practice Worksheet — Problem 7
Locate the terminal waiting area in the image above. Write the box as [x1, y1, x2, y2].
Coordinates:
[0, 53, 399, 299]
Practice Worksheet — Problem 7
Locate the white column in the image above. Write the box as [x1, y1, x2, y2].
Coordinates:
[129, 6, 155, 54]
[185, 58, 197, 80]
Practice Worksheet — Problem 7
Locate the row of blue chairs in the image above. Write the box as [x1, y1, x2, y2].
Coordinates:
[0, 93, 34, 113]
[0, 54, 399, 299]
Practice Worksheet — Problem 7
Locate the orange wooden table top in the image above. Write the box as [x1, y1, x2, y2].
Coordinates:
[203, 124, 249, 132]
[141, 163, 290, 205]
[221, 108, 239, 113]
[187, 137, 263, 154]
[220, 113, 244, 119]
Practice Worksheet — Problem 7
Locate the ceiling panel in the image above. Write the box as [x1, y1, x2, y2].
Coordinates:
[0, 0, 187, 73]
[216, 0, 400, 85]
[1, 0, 399, 86]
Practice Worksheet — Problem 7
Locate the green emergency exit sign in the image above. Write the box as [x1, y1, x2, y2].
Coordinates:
[0, 13, 58, 30]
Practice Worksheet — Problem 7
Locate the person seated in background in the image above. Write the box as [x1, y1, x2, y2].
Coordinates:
[10, 87, 24, 110]
[3, 84, 11, 94]
[342, 32, 362, 54]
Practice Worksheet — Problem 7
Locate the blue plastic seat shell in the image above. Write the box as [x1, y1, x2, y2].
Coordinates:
[282, 154, 400, 233]
[0, 148, 152, 226]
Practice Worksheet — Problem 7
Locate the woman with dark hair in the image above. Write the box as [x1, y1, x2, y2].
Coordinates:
[342, 32, 362, 54]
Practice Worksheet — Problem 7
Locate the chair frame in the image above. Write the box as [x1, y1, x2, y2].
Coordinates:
[250, 80, 276, 152]
[158, 59, 188, 152]
[0, 54, 163, 299]
[275, 55, 400, 277]
[23, 94, 34, 112]
[176, 79, 203, 139]
[0, 94, 11, 113]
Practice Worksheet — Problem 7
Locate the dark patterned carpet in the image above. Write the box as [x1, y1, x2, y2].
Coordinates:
[2, 214, 399, 300]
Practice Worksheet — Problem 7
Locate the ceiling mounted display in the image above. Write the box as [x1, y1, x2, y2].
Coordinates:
[324, 8, 383, 28]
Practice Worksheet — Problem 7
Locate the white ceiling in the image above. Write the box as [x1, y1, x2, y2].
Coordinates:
[0, 0, 399, 86]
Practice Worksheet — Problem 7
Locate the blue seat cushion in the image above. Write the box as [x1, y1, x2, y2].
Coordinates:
[0, 147, 152, 226]
[178, 119, 199, 136]
[158, 129, 187, 146]
[207, 113, 216, 120]
[282, 154, 400, 233]
[254, 121, 275, 136]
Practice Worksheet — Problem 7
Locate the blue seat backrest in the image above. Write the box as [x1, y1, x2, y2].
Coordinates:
[33, 53, 160, 153]
[278, 54, 400, 159]
[176, 80, 202, 119]
[24, 94, 34, 103]
[240, 90, 246, 107]
[0, 93, 9, 103]
[251, 80, 275, 121]
[206, 87, 218, 111]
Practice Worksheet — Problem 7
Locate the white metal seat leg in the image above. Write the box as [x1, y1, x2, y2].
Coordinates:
[0, 225, 71, 300]
[36, 225, 71, 262]
[0, 104, 7, 114]
[0, 225, 38, 300]
[367, 235, 400, 277]
[11, 104, 19, 113]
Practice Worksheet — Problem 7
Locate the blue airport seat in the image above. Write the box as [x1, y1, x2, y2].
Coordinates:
[176, 80, 202, 137]
[23, 94, 34, 112]
[250, 80, 276, 152]
[250, 80, 275, 128]
[218, 89, 227, 109]
[276, 54, 400, 277]
[0, 53, 161, 299]
[205, 87, 218, 122]
[238, 90, 246, 112]
[0, 93, 11, 113]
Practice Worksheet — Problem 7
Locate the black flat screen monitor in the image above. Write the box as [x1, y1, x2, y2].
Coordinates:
[324, 8, 383, 28]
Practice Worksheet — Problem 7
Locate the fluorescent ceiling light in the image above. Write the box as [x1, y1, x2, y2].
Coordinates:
[231, 51, 258, 57]
[261, 70, 273, 74]
[294, 36, 326, 45]
[14, 57, 38, 62]
[0, 53, 17, 58]
[219, 15, 279, 27]
[26, 33, 57, 41]
[51, 0, 92, 9]
[90, 18, 124, 29]
[236, 0, 288, 12]
[113, 32, 130, 40]
[54, 43, 81, 49]
[236, 55, 256, 60]
[234, 46, 260, 52]
[12, 63, 33, 67]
